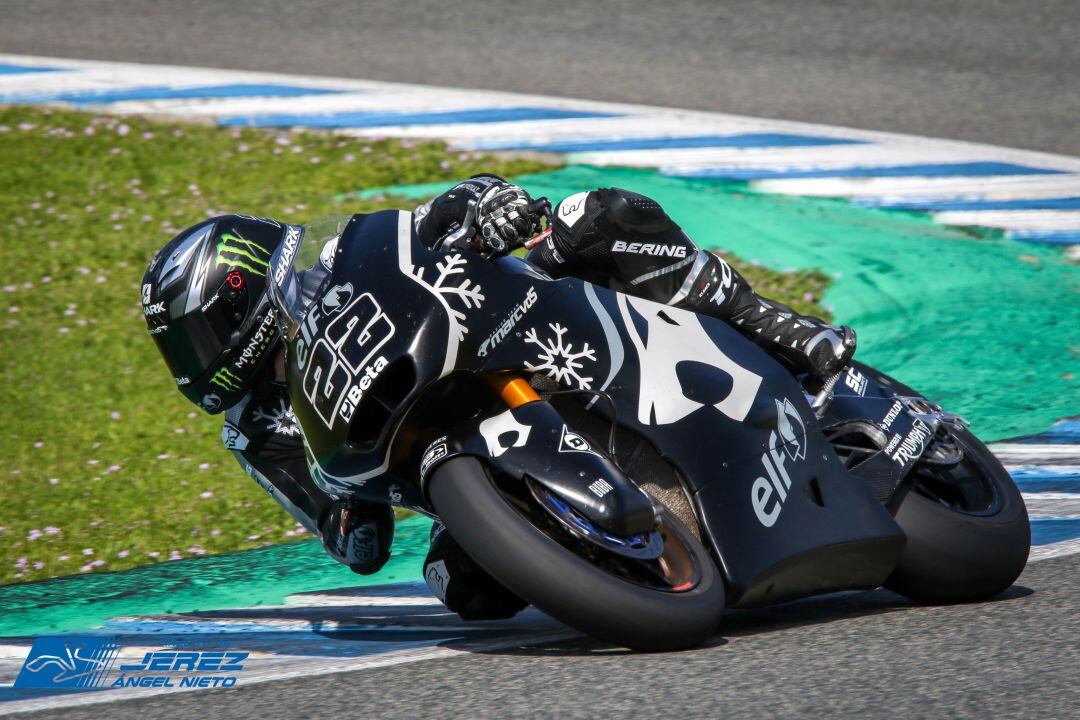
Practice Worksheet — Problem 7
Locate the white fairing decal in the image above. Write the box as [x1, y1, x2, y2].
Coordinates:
[478, 409, 531, 458]
[557, 191, 590, 228]
[618, 295, 762, 425]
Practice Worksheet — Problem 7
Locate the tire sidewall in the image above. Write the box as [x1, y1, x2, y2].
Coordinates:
[884, 428, 1030, 602]
[429, 457, 725, 651]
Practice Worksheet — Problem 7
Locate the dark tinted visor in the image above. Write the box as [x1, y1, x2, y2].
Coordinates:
[149, 281, 245, 381]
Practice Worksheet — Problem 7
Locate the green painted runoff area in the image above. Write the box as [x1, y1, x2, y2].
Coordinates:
[3, 165, 1075, 637]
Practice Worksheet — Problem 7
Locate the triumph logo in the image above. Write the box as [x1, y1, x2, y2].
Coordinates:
[751, 398, 807, 528]
[891, 419, 932, 466]
[216, 230, 270, 276]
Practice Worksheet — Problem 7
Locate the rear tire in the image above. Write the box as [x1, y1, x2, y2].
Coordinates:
[428, 457, 725, 651]
[884, 428, 1030, 603]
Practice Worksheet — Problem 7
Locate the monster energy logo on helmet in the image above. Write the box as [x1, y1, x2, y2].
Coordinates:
[216, 230, 270, 276]
[209, 367, 244, 392]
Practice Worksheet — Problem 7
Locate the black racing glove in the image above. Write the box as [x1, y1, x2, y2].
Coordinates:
[805, 325, 858, 377]
[318, 500, 394, 575]
[475, 182, 539, 254]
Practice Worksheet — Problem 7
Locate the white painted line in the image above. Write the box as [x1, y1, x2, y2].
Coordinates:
[573, 143, 986, 170]
[3, 52, 1080, 174]
[1023, 496, 1080, 516]
[283, 593, 439, 607]
[752, 175, 1080, 199]
[932, 209, 1080, 231]
[1004, 465, 1080, 475]
[992, 445, 1080, 463]
[1029, 538, 1080, 562]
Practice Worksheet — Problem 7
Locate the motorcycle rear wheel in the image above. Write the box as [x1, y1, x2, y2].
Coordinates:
[428, 456, 725, 651]
[884, 427, 1030, 603]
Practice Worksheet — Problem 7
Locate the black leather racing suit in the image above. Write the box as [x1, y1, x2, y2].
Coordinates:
[524, 188, 855, 378]
[221, 249, 395, 577]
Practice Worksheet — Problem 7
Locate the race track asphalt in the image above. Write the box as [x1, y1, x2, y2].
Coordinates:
[0, 0, 1078, 156]
[12, 553, 1077, 719]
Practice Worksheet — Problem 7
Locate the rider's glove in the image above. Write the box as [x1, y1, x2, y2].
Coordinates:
[318, 500, 394, 575]
[805, 325, 857, 377]
[475, 182, 539, 254]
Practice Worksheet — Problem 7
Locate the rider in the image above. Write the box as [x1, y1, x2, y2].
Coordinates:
[141, 176, 855, 620]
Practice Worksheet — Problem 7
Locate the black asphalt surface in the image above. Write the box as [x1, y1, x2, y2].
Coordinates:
[12, 553, 1078, 720]
[1, 0, 1078, 156]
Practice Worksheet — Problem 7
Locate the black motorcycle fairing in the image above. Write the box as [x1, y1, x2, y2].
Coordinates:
[419, 401, 658, 537]
[273, 210, 583, 499]
[474, 282, 906, 602]
[274, 209, 907, 606]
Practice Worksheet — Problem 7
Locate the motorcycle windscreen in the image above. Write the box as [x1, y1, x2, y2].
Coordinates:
[266, 215, 353, 337]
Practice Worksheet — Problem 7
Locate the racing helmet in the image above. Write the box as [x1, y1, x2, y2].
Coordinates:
[142, 215, 293, 414]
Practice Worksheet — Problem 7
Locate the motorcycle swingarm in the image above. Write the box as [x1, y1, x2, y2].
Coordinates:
[418, 400, 658, 537]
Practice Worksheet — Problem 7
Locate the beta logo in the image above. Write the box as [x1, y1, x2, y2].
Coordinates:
[338, 356, 389, 423]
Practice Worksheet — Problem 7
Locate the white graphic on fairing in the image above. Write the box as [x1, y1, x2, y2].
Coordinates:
[524, 323, 597, 389]
[252, 398, 301, 436]
[775, 397, 807, 462]
[617, 295, 762, 425]
[406, 253, 485, 341]
[479, 409, 531, 458]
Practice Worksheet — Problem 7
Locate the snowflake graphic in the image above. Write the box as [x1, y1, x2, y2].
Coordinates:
[408, 253, 485, 341]
[524, 322, 597, 389]
[252, 398, 301, 436]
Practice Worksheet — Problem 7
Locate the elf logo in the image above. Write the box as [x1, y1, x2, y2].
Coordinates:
[751, 398, 807, 528]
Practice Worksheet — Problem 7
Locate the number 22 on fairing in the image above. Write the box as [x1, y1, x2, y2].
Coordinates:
[295, 292, 395, 428]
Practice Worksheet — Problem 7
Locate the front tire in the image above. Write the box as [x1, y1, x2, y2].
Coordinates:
[428, 457, 725, 651]
[885, 428, 1030, 603]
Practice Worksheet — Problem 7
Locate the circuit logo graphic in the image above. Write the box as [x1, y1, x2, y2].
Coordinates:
[215, 231, 270, 276]
[14, 636, 120, 690]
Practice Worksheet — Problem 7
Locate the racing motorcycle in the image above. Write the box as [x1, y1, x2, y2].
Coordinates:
[267, 209, 1030, 651]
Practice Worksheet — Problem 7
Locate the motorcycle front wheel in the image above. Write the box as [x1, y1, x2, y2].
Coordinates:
[428, 456, 725, 651]
[884, 427, 1030, 602]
